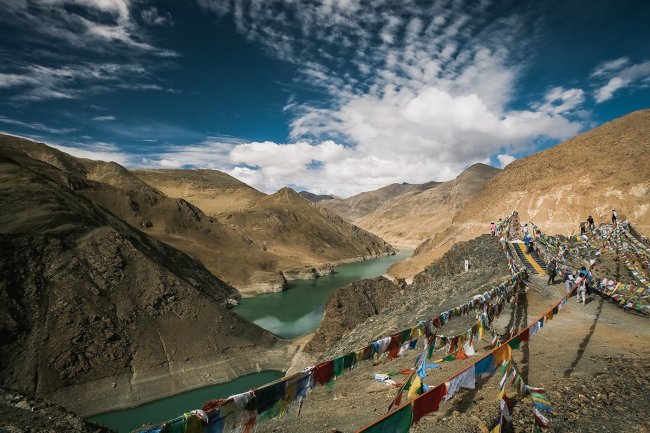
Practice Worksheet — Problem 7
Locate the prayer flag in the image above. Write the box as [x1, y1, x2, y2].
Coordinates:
[360, 403, 413, 433]
[412, 383, 447, 424]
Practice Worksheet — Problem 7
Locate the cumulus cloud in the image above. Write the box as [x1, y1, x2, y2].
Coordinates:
[592, 58, 650, 103]
[185, 0, 587, 196]
[497, 154, 516, 168]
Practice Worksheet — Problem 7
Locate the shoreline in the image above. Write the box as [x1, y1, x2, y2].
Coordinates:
[237, 250, 404, 299]
[49, 342, 298, 418]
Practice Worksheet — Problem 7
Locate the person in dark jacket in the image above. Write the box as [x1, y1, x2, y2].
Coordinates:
[587, 215, 595, 231]
[547, 259, 557, 285]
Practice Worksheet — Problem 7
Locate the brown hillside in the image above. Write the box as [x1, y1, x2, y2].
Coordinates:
[357, 163, 500, 247]
[0, 135, 288, 296]
[318, 181, 440, 221]
[390, 109, 650, 280]
[0, 150, 288, 417]
[133, 168, 264, 216]
[223, 187, 396, 266]
[134, 168, 396, 281]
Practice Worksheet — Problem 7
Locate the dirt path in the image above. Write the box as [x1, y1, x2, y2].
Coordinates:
[256, 274, 650, 433]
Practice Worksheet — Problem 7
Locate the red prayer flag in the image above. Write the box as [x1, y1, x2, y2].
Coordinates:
[412, 383, 447, 424]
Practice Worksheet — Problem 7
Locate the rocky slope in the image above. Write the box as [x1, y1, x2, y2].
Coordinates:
[303, 277, 401, 354]
[0, 135, 294, 295]
[222, 187, 395, 268]
[390, 109, 650, 280]
[133, 168, 264, 216]
[134, 167, 395, 286]
[305, 234, 509, 360]
[317, 181, 441, 222]
[0, 147, 290, 416]
[0, 388, 115, 433]
[356, 163, 500, 247]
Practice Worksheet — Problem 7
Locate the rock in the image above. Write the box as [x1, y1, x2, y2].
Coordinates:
[15, 400, 31, 410]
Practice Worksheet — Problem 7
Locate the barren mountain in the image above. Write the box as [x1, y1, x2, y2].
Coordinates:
[0, 135, 288, 295]
[355, 163, 500, 247]
[390, 109, 650, 280]
[298, 191, 338, 202]
[133, 168, 264, 216]
[0, 148, 289, 417]
[134, 167, 395, 279]
[317, 181, 440, 221]
[222, 187, 395, 270]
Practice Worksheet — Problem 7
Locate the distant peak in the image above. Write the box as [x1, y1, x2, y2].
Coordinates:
[459, 162, 501, 175]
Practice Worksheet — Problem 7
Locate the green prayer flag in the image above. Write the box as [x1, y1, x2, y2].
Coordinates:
[333, 356, 345, 377]
[508, 336, 521, 350]
[343, 352, 355, 370]
[360, 403, 413, 433]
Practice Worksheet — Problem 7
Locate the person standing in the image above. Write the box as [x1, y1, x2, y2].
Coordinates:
[564, 268, 575, 294]
[580, 221, 586, 235]
[611, 209, 617, 226]
[490, 221, 496, 236]
[575, 275, 587, 304]
[547, 259, 557, 285]
[587, 215, 595, 231]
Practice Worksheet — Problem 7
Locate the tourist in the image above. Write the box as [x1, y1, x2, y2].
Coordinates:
[547, 258, 557, 285]
[563, 268, 575, 294]
[580, 221, 586, 235]
[524, 233, 534, 254]
[575, 275, 587, 304]
[587, 215, 595, 231]
[523, 223, 529, 236]
[490, 221, 496, 236]
[612, 209, 617, 226]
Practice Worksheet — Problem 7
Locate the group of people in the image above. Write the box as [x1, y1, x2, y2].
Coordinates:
[579, 210, 618, 235]
[547, 256, 593, 305]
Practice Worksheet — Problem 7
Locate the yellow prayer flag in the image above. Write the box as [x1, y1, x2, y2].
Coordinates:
[407, 376, 422, 401]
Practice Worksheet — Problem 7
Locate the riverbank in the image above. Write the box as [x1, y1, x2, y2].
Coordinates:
[50, 342, 297, 418]
[238, 251, 401, 298]
[235, 249, 413, 338]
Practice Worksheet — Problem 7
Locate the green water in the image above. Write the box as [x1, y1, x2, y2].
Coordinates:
[89, 370, 283, 433]
[235, 249, 412, 339]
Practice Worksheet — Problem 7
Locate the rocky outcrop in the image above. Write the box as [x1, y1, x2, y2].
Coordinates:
[0, 388, 115, 433]
[304, 277, 400, 354]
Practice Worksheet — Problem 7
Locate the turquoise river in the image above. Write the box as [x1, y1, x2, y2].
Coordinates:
[90, 249, 411, 432]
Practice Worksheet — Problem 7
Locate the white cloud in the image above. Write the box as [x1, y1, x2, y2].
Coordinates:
[0, 116, 77, 134]
[141, 6, 174, 27]
[92, 115, 116, 121]
[0, 0, 176, 101]
[535, 87, 585, 115]
[0, 63, 155, 101]
[592, 59, 650, 103]
[49, 141, 131, 165]
[183, 0, 588, 196]
[497, 154, 516, 168]
[591, 57, 629, 77]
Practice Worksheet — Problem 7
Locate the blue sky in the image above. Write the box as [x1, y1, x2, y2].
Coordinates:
[1, 0, 649, 196]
